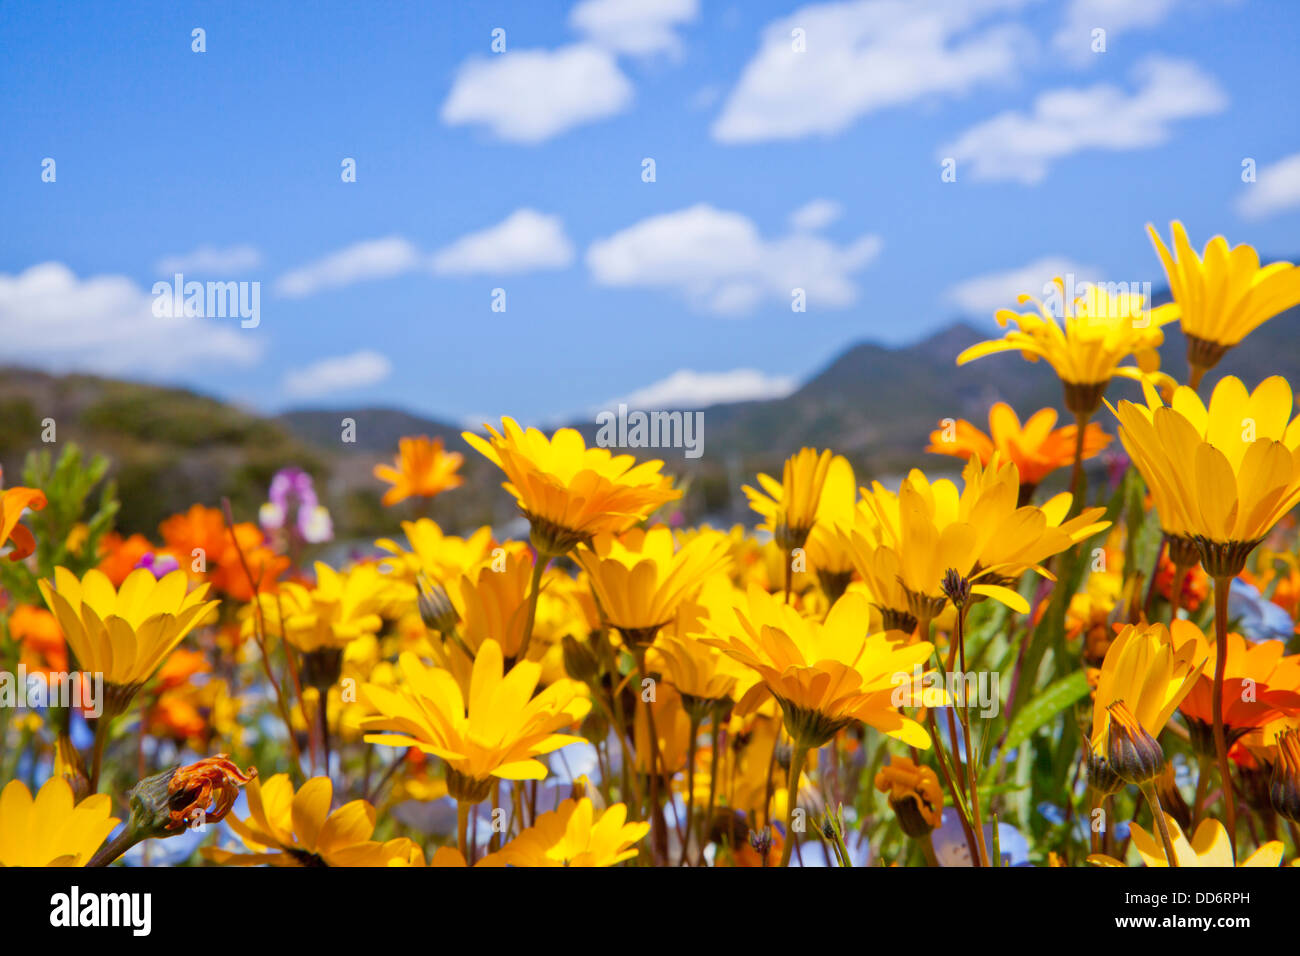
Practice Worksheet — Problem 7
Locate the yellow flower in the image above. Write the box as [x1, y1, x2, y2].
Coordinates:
[1148, 221, 1300, 385]
[463, 417, 680, 556]
[1089, 621, 1204, 765]
[845, 458, 1108, 624]
[1091, 816, 1283, 867]
[577, 525, 731, 643]
[447, 546, 567, 664]
[373, 435, 464, 507]
[361, 639, 590, 800]
[203, 775, 418, 866]
[705, 585, 935, 749]
[39, 567, 217, 692]
[743, 447, 834, 551]
[1109, 375, 1300, 557]
[247, 562, 393, 654]
[484, 798, 648, 867]
[374, 518, 496, 584]
[652, 632, 739, 703]
[840, 495, 915, 631]
[957, 276, 1175, 416]
[0, 777, 118, 866]
[803, 455, 859, 598]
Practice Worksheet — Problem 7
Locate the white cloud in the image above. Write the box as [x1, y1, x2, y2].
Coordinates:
[570, 0, 699, 56]
[946, 256, 1100, 315]
[274, 238, 421, 298]
[1236, 152, 1300, 220]
[607, 368, 798, 409]
[1053, 0, 1180, 62]
[283, 350, 392, 399]
[711, 0, 1033, 144]
[441, 44, 633, 143]
[0, 262, 260, 378]
[789, 199, 843, 232]
[431, 209, 575, 275]
[155, 244, 262, 275]
[586, 203, 882, 315]
[940, 56, 1227, 184]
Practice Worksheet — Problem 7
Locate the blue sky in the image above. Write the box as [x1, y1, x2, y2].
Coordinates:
[3, 0, 1299, 427]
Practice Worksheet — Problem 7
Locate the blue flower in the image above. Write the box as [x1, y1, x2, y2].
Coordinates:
[1229, 578, 1295, 643]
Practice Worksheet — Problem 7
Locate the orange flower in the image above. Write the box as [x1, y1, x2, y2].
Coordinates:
[926, 403, 1110, 497]
[154, 648, 210, 689]
[159, 504, 228, 566]
[0, 487, 46, 561]
[374, 436, 464, 507]
[209, 522, 288, 601]
[8, 604, 67, 675]
[1154, 551, 1209, 612]
[159, 504, 286, 600]
[1179, 631, 1300, 753]
[96, 532, 155, 586]
[148, 694, 209, 742]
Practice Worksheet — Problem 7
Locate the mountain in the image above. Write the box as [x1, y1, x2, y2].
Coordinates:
[4, 302, 1297, 537]
[0, 367, 326, 534]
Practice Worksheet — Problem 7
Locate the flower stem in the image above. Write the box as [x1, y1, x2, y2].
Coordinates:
[1211, 575, 1238, 857]
[680, 709, 700, 866]
[1139, 781, 1179, 867]
[514, 552, 551, 666]
[955, 604, 989, 867]
[89, 716, 111, 795]
[87, 825, 146, 868]
[457, 800, 471, 862]
[1068, 411, 1090, 513]
[702, 718, 721, 865]
[778, 741, 809, 867]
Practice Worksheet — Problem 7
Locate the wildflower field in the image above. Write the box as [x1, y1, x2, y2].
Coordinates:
[3, 218, 1300, 884]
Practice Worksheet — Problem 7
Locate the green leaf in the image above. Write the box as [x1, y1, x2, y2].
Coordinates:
[1003, 670, 1091, 754]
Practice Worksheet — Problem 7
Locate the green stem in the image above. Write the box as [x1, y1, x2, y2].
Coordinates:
[87, 825, 146, 868]
[680, 709, 700, 866]
[1140, 781, 1179, 867]
[89, 716, 112, 795]
[457, 800, 471, 862]
[778, 741, 809, 867]
[702, 718, 721, 865]
[515, 552, 551, 665]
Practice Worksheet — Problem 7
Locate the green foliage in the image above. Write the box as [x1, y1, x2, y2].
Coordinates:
[0, 444, 119, 605]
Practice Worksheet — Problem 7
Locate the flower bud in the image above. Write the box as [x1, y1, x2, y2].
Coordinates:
[1105, 700, 1164, 785]
[416, 572, 459, 634]
[561, 634, 602, 684]
[940, 568, 971, 608]
[1270, 728, 1300, 824]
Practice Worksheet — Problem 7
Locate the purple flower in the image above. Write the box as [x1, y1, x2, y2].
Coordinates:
[134, 551, 180, 578]
[260, 467, 332, 545]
